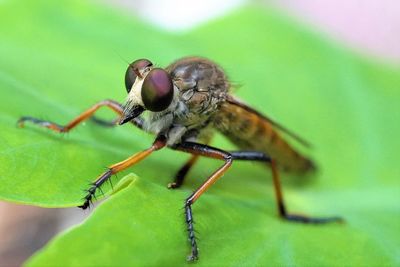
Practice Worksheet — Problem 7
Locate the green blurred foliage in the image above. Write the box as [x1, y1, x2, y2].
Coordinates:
[0, 0, 399, 266]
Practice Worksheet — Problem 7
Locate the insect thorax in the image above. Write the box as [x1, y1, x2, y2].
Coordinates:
[144, 57, 230, 146]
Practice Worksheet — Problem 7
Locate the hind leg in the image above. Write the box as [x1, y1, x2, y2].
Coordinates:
[269, 160, 343, 223]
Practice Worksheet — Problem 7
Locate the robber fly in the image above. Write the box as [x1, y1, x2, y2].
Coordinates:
[18, 57, 342, 261]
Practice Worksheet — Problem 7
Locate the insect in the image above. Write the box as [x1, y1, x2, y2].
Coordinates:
[18, 57, 342, 261]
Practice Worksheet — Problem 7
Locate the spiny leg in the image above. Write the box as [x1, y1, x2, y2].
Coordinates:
[79, 135, 166, 209]
[17, 99, 143, 132]
[167, 155, 199, 189]
[172, 142, 234, 261]
[172, 145, 343, 261]
[270, 160, 343, 223]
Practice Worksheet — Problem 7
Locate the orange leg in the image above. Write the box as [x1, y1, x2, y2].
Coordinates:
[18, 99, 154, 209]
[17, 99, 143, 132]
[173, 143, 342, 261]
[270, 160, 343, 223]
[172, 142, 233, 261]
[79, 136, 166, 209]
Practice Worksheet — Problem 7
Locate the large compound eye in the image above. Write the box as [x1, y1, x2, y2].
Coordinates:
[124, 66, 137, 93]
[124, 59, 153, 93]
[141, 68, 174, 112]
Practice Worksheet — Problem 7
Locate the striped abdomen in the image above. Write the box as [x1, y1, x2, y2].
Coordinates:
[213, 100, 315, 174]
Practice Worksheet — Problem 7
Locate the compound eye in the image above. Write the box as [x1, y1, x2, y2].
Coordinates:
[124, 66, 137, 93]
[141, 68, 174, 112]
[124, 59, 153, 93]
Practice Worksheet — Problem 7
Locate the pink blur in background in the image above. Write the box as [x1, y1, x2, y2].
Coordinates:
[270, 0, 400, 64]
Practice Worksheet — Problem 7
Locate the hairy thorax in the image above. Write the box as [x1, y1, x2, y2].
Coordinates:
[144, 57, 230, 146]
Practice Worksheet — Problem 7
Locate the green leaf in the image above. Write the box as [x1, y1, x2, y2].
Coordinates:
[0, 1, 399, 266]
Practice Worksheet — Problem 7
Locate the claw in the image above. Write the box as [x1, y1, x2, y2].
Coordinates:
[78, 189, 95, 210]
[78, 200, 90, 210]
[167, 182, 179, 189]
[186, 253, 198, 262]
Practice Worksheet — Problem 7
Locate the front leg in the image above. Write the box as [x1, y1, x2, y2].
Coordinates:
[79, 135, 166, 209]
[18, 99, 143, 132]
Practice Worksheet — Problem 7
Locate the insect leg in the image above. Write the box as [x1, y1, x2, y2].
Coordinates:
[230, 152, 342, 223]
[172, 142, 233, 261]
[168, 133, 214, 189]
[17, 99, 143, 132]
[167, 155, 199, 189]
[270, 160, 343, 224]
[79, 135, 166, 209]
[173, 147, 342, 260]
[90, 116, 120, 128]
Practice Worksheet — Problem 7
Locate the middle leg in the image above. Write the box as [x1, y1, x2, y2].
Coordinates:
[172, 142, 234, 261]
[167, 154, 199, 189]
[168, 134, 214, 189]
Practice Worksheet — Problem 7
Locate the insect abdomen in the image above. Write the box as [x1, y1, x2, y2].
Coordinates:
[213, 102, 315, 174]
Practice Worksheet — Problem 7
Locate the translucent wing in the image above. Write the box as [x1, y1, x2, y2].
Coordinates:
[225, 96, 312, 148]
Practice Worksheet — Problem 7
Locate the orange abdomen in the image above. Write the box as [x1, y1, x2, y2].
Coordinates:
[213, 102, 315, 174]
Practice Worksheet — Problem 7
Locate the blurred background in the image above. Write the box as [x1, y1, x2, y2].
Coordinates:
[0, 0, 398, 266]
[111, 0, 400, 64]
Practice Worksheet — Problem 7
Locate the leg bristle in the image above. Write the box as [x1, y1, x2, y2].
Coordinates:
[184, 203, 199, 262]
